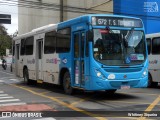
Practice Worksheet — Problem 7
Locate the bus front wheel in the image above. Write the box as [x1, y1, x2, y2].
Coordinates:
[63, 71, 73, 95]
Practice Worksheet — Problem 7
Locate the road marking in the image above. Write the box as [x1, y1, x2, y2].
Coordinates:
[70, 96, 91, 106]
[0, 94, 8, 97]
[137, 95, 160, 120]
[0, 99, 20, 103]
[11, 84, 107, 120]
[0, 77, 15, 79]
[33, 117, 56, 120]
[40, 91, 51, 94]
[118, 92, 159, 96]
[144, 96, 160, 111]
[0, 102, 26, 107]
[0, 71, 13, 75]
[0, 91, 4, 93]
[0, 80, 3, 82]
[99, 100, 160, 105]
[0, 96, 14, 99]
[9, 79, 19, 81]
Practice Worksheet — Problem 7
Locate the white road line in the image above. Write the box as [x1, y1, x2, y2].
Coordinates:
[0, 94, 8, 97]
[0, 77, 15, 79]
[9, 79, 19, 81]
[0, 71, 13, 75]
[0, 99, 20, 103]
[33, 118, 56, 120]
[0, 91, 4, 93]
[0, 96, 14, 99]
[0, 102, 26, 106]
[0, 80, 3, 82]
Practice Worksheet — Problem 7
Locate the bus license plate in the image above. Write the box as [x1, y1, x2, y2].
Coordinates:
[121, 85, 130, 89]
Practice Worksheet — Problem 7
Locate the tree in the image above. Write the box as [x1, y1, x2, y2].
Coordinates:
[0, 24, 12, 56]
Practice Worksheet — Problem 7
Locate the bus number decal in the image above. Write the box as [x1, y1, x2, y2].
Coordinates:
[27, 59, 35, 64]
[46, 58, 60, 64]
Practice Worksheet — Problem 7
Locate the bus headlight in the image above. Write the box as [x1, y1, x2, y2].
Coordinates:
[108, 74, 115, 80]
[95, 69, 106, 80]
[142, 68, 148, 77]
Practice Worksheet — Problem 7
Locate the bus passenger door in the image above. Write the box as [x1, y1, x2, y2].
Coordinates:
[36, 39, 43, 81]
[15, 44, 20, 76]
[74, 31, 85, 87]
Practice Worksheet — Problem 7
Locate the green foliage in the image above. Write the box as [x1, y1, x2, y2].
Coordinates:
[0, 24, 12, 56]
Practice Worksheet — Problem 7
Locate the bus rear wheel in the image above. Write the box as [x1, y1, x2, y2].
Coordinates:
[147, 73, 152, 88]
[23, 68, 31, 85]
[63, 71, 73, 95]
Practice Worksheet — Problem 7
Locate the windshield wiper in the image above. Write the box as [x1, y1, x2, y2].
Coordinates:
[123, 28, 135, 64]
[125, 28, 134, 47]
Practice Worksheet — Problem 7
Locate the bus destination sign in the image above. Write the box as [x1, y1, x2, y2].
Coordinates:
[92, 17, 143, 28]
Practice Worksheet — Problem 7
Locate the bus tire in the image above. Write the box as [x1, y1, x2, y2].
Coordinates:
[147, 73, 152, 88]
[23, 68, 31, 85]
[63, 71, 73, 95]
[105, 90, 117, 95]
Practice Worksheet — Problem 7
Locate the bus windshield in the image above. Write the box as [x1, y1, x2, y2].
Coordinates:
[93, 29, 146, 66]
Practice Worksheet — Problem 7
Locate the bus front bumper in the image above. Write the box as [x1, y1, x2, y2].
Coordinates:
[86, 76, 148, 91]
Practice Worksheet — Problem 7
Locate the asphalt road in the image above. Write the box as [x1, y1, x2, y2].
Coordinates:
[0, 66, 159, 120]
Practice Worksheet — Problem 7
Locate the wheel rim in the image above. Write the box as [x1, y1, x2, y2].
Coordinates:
[148, 74, 152, 87]
[24, 70, 28, 82]
[65, 74, 70, 89]
[63, 72, 73, 94]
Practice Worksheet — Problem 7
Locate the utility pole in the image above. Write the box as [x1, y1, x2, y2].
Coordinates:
[60, 0, 63, 22]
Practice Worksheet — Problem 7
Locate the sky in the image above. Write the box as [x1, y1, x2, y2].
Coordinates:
[0, 2, 18, 35]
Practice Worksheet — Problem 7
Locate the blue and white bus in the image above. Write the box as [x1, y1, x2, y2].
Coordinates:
[12, 14, 148, 94]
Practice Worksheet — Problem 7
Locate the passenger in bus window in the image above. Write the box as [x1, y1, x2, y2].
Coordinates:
[94, 38, 105, 53]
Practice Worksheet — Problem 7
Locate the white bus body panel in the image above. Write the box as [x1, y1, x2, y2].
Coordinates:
[14, 40, 20, 77]
[13, 24, 60, 84]
[146, 33, 160, 83]
[42, 54, 60, 84]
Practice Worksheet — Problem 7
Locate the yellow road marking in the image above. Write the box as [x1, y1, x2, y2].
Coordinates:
[11, 84, 107, 120]
[145, 96, 160, 111]
[137, 95, 160, 120]
[118, 92, 159, 96]
[70, 96, 91, 106]
[100, 100, 160, 105]
[40, 91, 51, 94]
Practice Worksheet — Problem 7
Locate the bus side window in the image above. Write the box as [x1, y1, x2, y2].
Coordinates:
[86, 30, 93, 57]
[56, 28, 71, 53]
[25, 36, 34, 55]
[44, 31, 56, 54]
[20, 38, 25, 55]
[146, 38, 151, 55]
[152, 37, 160, 54]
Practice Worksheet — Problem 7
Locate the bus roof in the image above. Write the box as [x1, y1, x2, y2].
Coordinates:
[146, 33, 160, 38]
[14, 14, 143, 41]
[57, 14, 142, 29]
[13, 24, 57, 40]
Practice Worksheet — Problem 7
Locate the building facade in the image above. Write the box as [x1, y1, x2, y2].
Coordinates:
[113, 0, 160, 34]
[18, 0, 113, 35]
